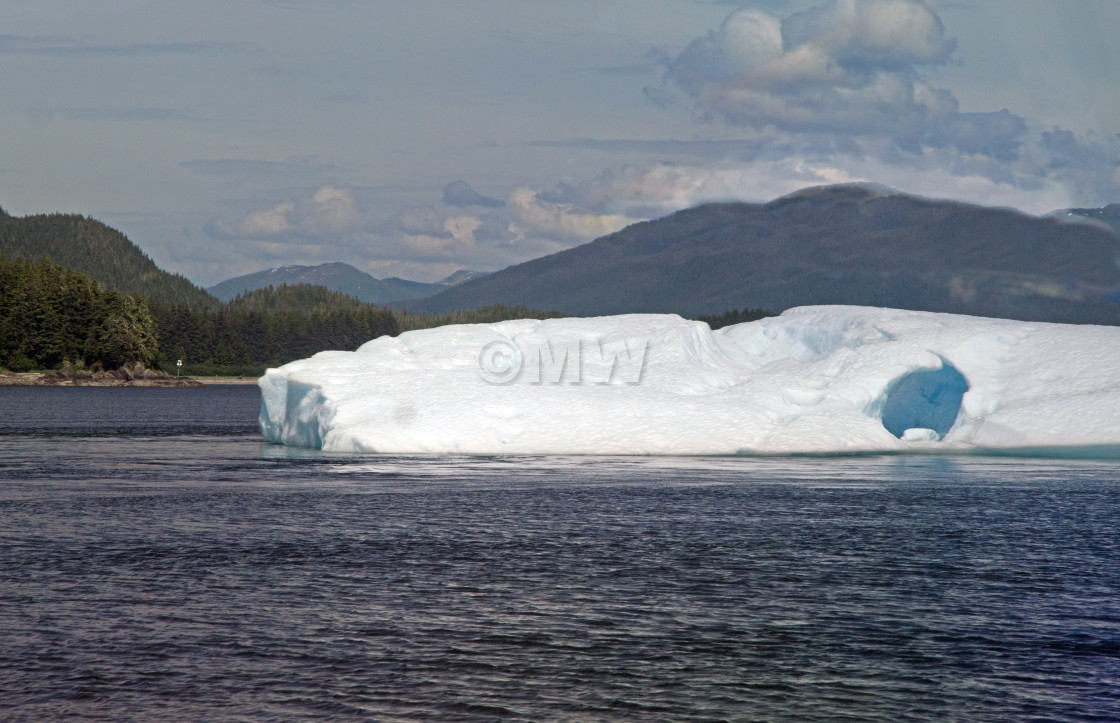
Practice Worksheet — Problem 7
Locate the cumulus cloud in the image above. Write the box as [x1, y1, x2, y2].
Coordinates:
[306, 185, 363, 234]
[1037, 129, 1120, 204]
[379, 206, 488, 261]
[506, 187, 630, 241]
[205, 181, 635, 281]
[782, 0, 956, 69]
[654, 0, 1119, 204]
[663, 0, 1015, 158]
[224, 201, 294, 237]
[209, 184, 366, 240]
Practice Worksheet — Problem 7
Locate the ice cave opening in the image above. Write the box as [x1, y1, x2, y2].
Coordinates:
[881, 362, 969, 440]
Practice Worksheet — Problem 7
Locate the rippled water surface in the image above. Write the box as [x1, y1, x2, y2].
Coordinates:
[1, 385, 1118, 721]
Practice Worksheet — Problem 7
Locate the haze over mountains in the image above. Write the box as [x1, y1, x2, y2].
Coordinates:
[207, 263, 487, 304]
[4, 186, 1120, 327]
[407, 186, 1120, 325]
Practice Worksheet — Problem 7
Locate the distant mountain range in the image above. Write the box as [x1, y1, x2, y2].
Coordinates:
[407, 186, 1120, 325]
[4, 187, 1120, 327]
[207, 263, 488, 304]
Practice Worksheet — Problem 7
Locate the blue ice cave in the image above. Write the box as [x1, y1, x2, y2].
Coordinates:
[881, 362, 969, 439]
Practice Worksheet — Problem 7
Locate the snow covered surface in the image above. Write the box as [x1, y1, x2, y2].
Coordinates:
[258, 306, 1120, 456]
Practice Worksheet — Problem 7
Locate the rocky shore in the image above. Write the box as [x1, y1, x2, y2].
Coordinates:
[0, 362, 205, 387]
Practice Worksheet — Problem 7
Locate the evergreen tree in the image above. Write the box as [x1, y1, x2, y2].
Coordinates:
[0, 256, 159, 370]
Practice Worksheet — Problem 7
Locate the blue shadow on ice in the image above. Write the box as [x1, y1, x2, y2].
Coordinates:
[881, 362, 970, 438]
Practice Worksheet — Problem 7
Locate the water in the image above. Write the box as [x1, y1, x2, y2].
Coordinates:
[1, 386, 1118, 721]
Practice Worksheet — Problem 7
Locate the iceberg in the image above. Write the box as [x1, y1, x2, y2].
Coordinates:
[258, 306, 1120, 455]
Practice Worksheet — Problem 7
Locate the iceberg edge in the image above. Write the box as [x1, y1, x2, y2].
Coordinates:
[258, 306, 1120, 457]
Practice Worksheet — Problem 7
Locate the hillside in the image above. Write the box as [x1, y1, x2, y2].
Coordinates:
[409, 186, 1120, 324]
[1051, 204, 1120, 238]
[0, 255, 159, 371]
[435, 269, 490, 286]
[150, 284, 400, 373]
[207, 262, 487, 304]
[151, 283, 569, 374]
[0, 209, 216, 307]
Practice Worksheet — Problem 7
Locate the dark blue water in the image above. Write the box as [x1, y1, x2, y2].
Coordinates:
[1, 386, 1118, 721]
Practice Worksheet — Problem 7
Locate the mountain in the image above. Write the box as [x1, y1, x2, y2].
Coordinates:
[1049, 204, 1120, 237]
[408, 185, 1120, 325]
[437, 269, 491, 286]
[208, 263, 491, 304]
[208, 262, 440, 304]
[0, 209, 216, 307]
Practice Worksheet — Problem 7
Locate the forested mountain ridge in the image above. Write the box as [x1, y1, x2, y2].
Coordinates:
[409, 186, 1120, 324]
[0, 206, 561, 374]
[0, 255, 159, 371]
[0, 209, 216, 307]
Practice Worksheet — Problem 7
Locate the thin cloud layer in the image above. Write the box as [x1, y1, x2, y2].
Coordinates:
[0, 34, 243, 57]
[180, 156, 335, 180]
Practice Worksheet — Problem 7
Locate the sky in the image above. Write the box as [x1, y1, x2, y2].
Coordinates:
[2, 0, 1119, 286]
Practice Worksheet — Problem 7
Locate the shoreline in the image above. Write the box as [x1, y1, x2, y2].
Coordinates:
[0, 372, 259, 387]
[185, 376, 261, 385]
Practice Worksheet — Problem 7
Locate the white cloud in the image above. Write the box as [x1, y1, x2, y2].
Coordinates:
[444, 215, 482, 244]
[782, 0, 956, 68]
[655, 0, 1118, 205]
[210, 184, 366, 240]
[506, 187, 630, 242]
[229, 201, 293, 237]
[664, 1, 1015, 156]
[390, 215, 482, 260]
[306, 185, 362, 234]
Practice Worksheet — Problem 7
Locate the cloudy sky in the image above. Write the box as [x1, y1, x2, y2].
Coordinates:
[3, 0, 1119, 286]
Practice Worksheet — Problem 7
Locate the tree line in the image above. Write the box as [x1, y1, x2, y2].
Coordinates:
[149, 284, 401, 376]
[0, 258, 569, 375]
[2, 255, 774, 376]
[0, 255, 159, 371]
[695, 307, 772, 329]
[150, 288, 572, 375]
[0, 211, 214, 307]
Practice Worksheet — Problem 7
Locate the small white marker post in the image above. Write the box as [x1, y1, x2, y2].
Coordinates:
[176, 359, 182, 378]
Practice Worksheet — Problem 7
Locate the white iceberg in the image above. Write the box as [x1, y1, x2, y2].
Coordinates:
[258, 306, 1120, 456]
